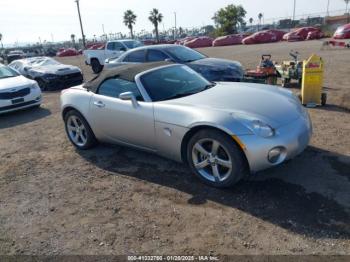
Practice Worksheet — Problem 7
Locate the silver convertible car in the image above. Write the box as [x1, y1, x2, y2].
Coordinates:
[60, 62, 312, 187]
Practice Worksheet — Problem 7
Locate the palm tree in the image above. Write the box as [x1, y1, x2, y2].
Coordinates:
[149, 8, 163, 43]
[123, 10, 137, 39]
[71, 34, 76, 47]
[345, 0, 350, 13]
[249, 18, 253, 27]
[345, 0, 350, 22]
[258, 13, 263, 31]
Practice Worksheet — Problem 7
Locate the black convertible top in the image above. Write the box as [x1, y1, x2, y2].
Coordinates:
[84, 61, 172, 93]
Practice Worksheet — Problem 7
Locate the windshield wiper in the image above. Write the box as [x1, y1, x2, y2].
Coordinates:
[166, 91, 200, 100]
[0, 76, 16, 79]
[203, 82, 216, 90]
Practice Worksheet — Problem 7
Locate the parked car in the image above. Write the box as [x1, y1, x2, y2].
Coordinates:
[333, 23, 350, 39]
[213, 34, 246, 47]
[283, 27, 321, 42]
[9, 57, 83, 91]
[0, 64, 42, 114]
[61, 62, 312, 188]
[105, 44, 244, 82]
[6, 50, 26, 64]
[57, 48, 79, 57]
[83, 39, 144, 73]
[184, 37, 214, 48]
[242, 30, 286, 45]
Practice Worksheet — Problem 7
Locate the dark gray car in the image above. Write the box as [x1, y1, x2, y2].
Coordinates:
[105, 44, 244, 82]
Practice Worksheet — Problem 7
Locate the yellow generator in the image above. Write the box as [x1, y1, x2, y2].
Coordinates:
[299, 54, 327, 107]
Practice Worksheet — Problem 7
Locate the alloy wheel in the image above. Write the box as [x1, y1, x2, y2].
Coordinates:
[192, 138, 233, 183]
[66, 115, 88, 147]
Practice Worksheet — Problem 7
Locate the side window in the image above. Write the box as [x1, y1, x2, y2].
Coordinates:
[106, 42, 115, 50]
[124, 50, 145, 62]
[115, 42, 126, 51]
[98, 78, 144, 101]
[147, 50, 169, 62]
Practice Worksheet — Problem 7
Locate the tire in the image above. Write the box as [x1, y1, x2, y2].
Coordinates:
[186, 129, 248, 188]
[64, 110, 97, 150]
[282, 78, 291, 88]
[36, 78, 50, 91]
[91, 59, 103, 74]
[321, 92, 327, 106]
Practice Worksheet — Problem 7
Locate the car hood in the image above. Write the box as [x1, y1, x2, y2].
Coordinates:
[30, 65, 81, 75]
[159, 82, 303, 128]
[0, 75, 34, 91]
[188, 58, 244, 79]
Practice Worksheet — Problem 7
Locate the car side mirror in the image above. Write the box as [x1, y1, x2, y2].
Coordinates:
[120, 47, 127, 52]
[119, 92, 138, 107]
[24, 66, 30, 72]
[164, 58, 174, 62]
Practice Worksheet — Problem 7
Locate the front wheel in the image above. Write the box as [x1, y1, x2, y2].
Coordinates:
[36, 78, 49, 91]
[187, 129, 248, 188]
[64, 110, 97, 150]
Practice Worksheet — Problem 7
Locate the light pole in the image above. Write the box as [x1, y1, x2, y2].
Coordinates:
[174, 12, 177, 40]
[292, 0, 296, 24]
[75, 0, 86, 48]
[326, 0, 330, 17]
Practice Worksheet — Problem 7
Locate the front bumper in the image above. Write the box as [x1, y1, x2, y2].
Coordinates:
[41, 72, 83, 90]
[238, 114, 312, 173]
[0, 88, 42, 114]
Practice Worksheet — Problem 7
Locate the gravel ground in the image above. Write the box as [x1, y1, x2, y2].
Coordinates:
[0, 40, 349, 255]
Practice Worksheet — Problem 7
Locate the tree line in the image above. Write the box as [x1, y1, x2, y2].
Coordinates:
[122, 5, 264, 41]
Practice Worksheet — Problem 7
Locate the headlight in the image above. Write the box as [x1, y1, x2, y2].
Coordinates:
[232, 113, 275, 138]
[250, 120, 275, 138]
[30, 83, 39, 90]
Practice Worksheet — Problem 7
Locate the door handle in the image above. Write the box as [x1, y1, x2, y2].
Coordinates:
[93, 101, 105, 108]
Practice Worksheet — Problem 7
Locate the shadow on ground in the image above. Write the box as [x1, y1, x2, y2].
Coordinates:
[78, 144, 350, 240]
[0, 107, 51, 129]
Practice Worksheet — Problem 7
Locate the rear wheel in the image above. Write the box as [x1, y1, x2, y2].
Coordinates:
[282, 78, 291, 88]
[187, 129, 248, 188]
[91, 59, 103, 74]
[64, 110, 97, 150]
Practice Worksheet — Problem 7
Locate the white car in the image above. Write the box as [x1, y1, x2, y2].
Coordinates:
[83, 40, 143, 73]
[0, 64, 42, 114]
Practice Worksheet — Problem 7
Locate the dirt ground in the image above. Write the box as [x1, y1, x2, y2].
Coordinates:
[0, 40, 350, 256]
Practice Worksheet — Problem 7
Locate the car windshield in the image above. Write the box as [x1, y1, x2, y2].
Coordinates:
[166, 46, 206, 62]
[140, 65, 215, 102]
[0, 66, 19, 79]
[122, 40, 143, 49]
[31, 58, 60, 66]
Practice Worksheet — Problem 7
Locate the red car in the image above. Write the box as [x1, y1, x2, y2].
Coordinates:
[242, 30, 285, 45]
[184, 37, 213, 48]
[307, 30, 324, 40]
[333, 23, 350, 39]
[283, 27, 321, 42]
[213, 34, 245, 46]
[175, 37, 196, 45]
[56, 48, 79, 57]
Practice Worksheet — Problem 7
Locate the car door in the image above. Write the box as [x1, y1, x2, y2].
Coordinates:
[89, 77, 155, 151]
[113, 42, 127, 58]
[105, 42, 119, 59]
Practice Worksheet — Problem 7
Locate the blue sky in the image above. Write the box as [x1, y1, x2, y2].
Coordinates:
[0, 0, 347, 45]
